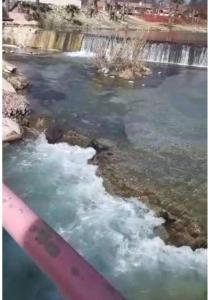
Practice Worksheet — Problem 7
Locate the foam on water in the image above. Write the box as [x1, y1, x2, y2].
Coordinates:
[79, 35, 207, 68]
[63, 50, 95, 58]
[4, 135, 207, 299]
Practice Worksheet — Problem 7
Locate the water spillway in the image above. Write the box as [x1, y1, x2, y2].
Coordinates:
[3, 25, 207, 68]
[141, 42, 207, 67]
[81, 34, 207, 68]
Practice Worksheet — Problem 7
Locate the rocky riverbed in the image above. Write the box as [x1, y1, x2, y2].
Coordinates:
[27, 116, 207, 250]
[3, 51, 206, 250]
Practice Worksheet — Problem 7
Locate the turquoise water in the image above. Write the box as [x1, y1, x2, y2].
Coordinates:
[6, 53, 207, 224]
[3, 136, 207, 300]
[3, 54, 207, 300]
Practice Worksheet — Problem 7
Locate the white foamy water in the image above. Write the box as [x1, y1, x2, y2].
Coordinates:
[78, 35, 207, 68]
[3, 135, 207, 300]
[63, 50, 95, 58]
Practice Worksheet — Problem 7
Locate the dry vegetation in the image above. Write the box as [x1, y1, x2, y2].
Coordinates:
[93, 31, 151, 80]
[18, 3, 82, 29]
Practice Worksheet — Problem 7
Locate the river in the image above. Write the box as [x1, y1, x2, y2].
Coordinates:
[3, 52, 207, 300]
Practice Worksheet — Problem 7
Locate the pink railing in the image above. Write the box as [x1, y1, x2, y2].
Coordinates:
[3, 184, 126, 300]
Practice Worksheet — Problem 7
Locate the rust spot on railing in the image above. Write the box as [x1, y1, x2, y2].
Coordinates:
[31, 225, 60, 258]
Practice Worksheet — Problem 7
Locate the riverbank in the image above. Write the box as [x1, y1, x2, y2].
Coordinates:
[2, 60, 30, 142]
[3, 5, 207, 58]
[6, 5, 207, 34]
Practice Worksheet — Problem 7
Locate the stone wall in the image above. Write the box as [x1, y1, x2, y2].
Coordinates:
[3, 25, 84, 51]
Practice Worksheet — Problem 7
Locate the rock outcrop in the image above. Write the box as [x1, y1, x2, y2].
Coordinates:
[3, 60, 16, 73]
[45, 123, 64, 144]
[3, 78, 16, 93]
[26, 115, 207, 249]
[2, 61, 31, 142]
[4, 72, 30, 90]
[3, 91, 30, 119]
[3, 60, 30, 91]
[3, 117, 23, 142]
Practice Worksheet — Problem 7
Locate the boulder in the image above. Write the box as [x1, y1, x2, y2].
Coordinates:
[45, 123, 64, 144]
[188, 223, 201, 238]
[3, 118, 23, 142]
[119, 69, 135, 80]
[88, 138, 110, 154]
[96, 138, 115, 149]
[140, 65, 151, 76]
[3, 60, 16, 73]
[4, 73, 30, 90]
[3, 91, 30, 119]
[3, 78, 16, 93]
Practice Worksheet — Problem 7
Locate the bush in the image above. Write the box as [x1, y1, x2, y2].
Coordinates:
[65, 5, 80, 19]
[93, 31, 151, 80]
[19, 2, 52, 23]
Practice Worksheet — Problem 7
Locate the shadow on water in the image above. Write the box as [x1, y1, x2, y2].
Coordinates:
[3, 230, 64, 300]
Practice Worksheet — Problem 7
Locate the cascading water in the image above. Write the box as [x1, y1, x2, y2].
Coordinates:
[79, 34, 207, 68]
[3, 135, 207, 300]
[3, 25, 207, 67]
[141, 42, 207, 67]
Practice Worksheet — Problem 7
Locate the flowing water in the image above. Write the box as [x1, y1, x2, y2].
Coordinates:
[81, 35, 207, 68]
[3, 52, 207, 300]
[3, 27, 207, 67]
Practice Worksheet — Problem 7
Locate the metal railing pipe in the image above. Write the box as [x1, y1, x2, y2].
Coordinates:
[3, 184, 126, 300]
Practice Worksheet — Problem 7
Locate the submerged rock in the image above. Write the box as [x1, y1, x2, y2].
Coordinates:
[45, 123, 64, 144]
[63, 130, 89, 148]
[3, 118, 23, 142]
[29, 116, 90, 147]
[29, 116, 51, 131]
[154, 225, 170, 242]
[118, 66, 151, 80]
[158, 209, 176, 226]
[88, 138, 110, 153]
[19, 112, 207, 249]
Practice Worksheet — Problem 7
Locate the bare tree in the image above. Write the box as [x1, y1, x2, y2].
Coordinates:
[93, 31, 151, 79]
[169, 0, 184, 24]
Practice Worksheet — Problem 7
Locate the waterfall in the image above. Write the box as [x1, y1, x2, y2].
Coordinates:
[3, 25, 207, 68]
[80, 35, 207, 68]
[141, 42, 207, 67]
